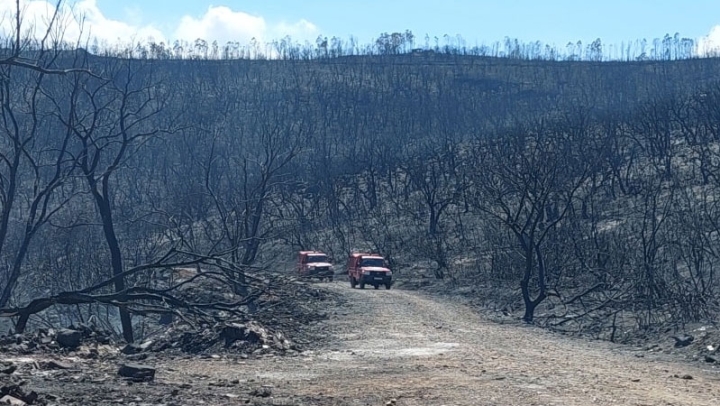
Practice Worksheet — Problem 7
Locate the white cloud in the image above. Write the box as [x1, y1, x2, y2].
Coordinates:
[74, 0, 164, 44]
[697, 25, 720, 56]
[0, 0, 165, 46]
[174, 6, 266, 45]
[0, 1, 319, 50]
[272, 19, 318, 42]
[174, 6, 318, 45]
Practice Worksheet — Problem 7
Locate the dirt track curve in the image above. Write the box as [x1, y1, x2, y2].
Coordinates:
[163, 281, 720, 405]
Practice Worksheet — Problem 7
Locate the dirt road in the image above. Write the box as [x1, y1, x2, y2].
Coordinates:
[162, 282, 720, 405]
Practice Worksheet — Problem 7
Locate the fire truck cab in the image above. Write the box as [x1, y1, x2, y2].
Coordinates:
[297, 251, 334, 281]
[347, 252, 392, 290]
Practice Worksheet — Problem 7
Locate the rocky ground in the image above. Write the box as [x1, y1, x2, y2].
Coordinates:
[2, 281, 720, 405]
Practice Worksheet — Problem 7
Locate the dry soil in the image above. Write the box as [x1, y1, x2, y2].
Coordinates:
[163, 281, 720, 405]
[5, 281, 720, 405]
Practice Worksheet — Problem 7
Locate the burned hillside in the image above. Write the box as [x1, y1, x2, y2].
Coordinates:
[2, 30, 720, 349]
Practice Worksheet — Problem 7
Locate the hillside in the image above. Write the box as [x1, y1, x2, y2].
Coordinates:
[1, 44, 720, 348]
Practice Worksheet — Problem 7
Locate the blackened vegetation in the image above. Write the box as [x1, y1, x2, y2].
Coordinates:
[1, 26, 720, 347]
[0, 277, 336, 357]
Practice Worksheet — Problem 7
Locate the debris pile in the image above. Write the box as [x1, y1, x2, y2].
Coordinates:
[122, 320, 296, 357]
[0, 323, 114, 355]
[0, 277, 339, 358]
[0, 278, 342, 405]
[0, 382, 41, 406]
[252, 279, 341, 343]
[115, 278, 339, 357]
[0, 356, 256, 405]
[1, 364, 48, 406]
[671, 325, 720, 363]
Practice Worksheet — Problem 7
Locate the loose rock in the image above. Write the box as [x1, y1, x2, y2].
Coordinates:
[43, 360, 72, 370]
[55, 329, 82, 349]
[118, 363, 156, 382]
[0, 395, 26, 406]
[0, 362, 16, 375]
[672, 335, 694, 348]
[120, 344, 143, 355]
[250, 386, 272, 398]
[0, 385, 37, 406]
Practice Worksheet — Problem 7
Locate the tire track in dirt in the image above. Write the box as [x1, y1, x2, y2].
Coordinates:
[165, 281, 720, 405]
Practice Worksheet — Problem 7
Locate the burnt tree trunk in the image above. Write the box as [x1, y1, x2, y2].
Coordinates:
[90, 175, 134, 343]
[519, 233, 548, 323]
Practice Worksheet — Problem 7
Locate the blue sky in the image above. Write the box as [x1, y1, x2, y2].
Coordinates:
[95, 0, 720, 45]
[2, 1, 719, 52]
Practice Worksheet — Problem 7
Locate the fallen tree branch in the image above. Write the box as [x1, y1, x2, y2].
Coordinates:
[0, 257, 270, 334]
